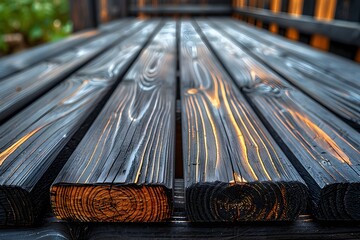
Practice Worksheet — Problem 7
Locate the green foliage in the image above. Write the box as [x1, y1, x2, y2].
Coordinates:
[0, 0, 72, 54]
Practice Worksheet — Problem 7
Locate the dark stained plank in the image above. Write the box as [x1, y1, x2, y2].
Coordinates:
[0, 218, 72, 240]
[0, 21, 159, 226]
[84, 219, 360, 240]
[0, 20, 142, 122]
[232, 7, 360, 46]
[0, 30, 98, 80]
[82, 181, 360, 239]
[130, 5, 232, 15]
[69, 0, 98, 31]
[0, 19, 128, 82]
[51, 22, 177, 223]
[83, 220, 360, 239]
[179, 21, 308, 222]
[209, 18, 360, 127]
[214, 18, 360, 81]
[197, 20, 360, 220]
[100, 18, 132, 32]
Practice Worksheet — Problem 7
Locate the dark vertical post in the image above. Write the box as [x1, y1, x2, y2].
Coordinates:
[299, 0, 315, 44]
[70, 0, 98, 32]
[278, 0, 288, 36]
[330, 0, 360, 60]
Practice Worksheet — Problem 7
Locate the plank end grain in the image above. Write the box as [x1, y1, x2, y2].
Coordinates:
[317, 183, 360, 221]
[0, 21, 159, 226]
[186, 181, 307, 222]
[198, 20, 360, 221]
[180, 21, 308, 223]
[51, 184, 172, 222]
[50, 22, 176, 223]
[0, 186, 33, 226]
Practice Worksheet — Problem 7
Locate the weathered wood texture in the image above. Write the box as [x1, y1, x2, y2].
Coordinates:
[210, 18, 360, 127]
[180, 21, 308, 222]
[0, 21, 158, 226]
[99, 18, 129, 32]
[83, 179, 360, 239]
[84, 218, 360, 239]
[51, 22, 177, 223]
[0, 30, 98, 80]
[198, 20, 360, 220]
[0, 219, 72, 240]
[0, 20, 142, 122]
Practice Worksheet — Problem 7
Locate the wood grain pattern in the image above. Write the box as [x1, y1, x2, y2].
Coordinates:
[0, 21, 159, 226]
[0, 20, 143, 122]
[211, 18, 360, 127]
[84, 179, 360, 239]
[0, 30, 98, 80]
[84, 217, 360, 239]
[198, 20, 360, 220]
[51, 22, 177, 222]
[221, 18, 360, 88]
[0, 220, 72, 240]
[180, 21, 308, 222]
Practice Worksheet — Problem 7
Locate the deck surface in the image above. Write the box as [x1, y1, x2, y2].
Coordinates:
[0, 18, 359, 238]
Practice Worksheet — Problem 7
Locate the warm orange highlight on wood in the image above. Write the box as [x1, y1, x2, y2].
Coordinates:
[256, 0, 264, 28]
[270, 0, 281, 33]
[138, 0, 146, 19]
[247, 0, 257, 25]
[314, 0, 337, 20]
[311, 0, 337, 50]
[100, 0, 109, 23]
[286, 0, 303, 40]
[233, 0, 248, 19]
[51, 185, 172, 222]
[356, 49, 360, 63]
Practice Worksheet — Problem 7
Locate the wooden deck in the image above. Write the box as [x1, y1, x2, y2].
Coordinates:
[0, 18, 359, 238]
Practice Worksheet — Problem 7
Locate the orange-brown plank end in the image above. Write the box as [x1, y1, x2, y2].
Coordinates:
[51, 184, 172, 222]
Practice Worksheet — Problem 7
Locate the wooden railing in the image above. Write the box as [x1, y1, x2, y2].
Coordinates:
[233, 0, 360, 62]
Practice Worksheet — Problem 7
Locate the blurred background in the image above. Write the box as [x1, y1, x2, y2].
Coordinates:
[0, 0, 72, 56]
[0, 0, 359, 61]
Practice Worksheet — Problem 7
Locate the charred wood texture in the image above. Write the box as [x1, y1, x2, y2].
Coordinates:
[180, 21, 308, 222]
[0, 30, 98, 80]
[0, 20, 142, 122]
[51, 22, 177, 223]
[211, 18, 360, 128]
[0, 20, 158, 226]
[199, 20, 360, 221]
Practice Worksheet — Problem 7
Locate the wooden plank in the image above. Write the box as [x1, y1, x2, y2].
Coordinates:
[232, 7, 360, 46]
[329, 0, 360, 61]
[0, 20, 142, 122]
[310, 0, 337, 51]
[99, 18, 130, 32]
[286, 0, 303, 40]
[220, 18, 360, 82]
[84, 179, 360, 239]
[70, 0, 98, 31]
[180, 21, 307, 222]
[198, 21, 360, 220]
[51, 21, 176, 223]
[0, 217, 72, 240]
[0, 21, 159, 226]
[211, 18, 360, 128]
[84, 218, 360, 239]
[131, 5, 233, 16]
[97, 0, 128, 24]
[0, 30, 98, 80]
[269, 0, 282, 33]
[0, 224, 71, 240]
